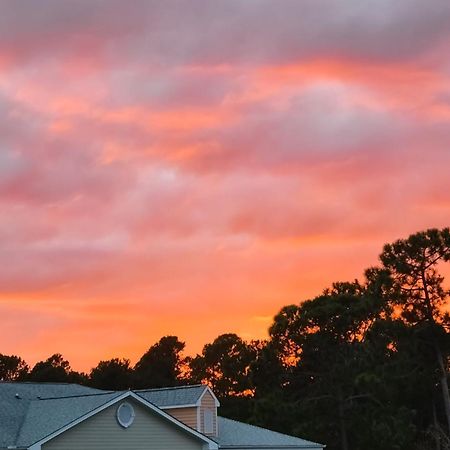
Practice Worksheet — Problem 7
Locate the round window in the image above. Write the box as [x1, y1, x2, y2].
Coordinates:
[116, 402, 135, 428]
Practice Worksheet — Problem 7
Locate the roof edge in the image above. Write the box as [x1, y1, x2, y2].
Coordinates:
[217, 417, 324, 449]
[219, 446, 324, 449]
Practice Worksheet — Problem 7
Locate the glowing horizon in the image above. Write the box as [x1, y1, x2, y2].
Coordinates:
[1, 0, 450, 372]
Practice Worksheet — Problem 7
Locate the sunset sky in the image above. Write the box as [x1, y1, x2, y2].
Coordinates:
[1, 0, 450, 371]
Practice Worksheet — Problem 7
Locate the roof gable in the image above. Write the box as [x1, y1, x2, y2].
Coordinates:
[197, 385, 220, 407]
[24, 391, 218, 449]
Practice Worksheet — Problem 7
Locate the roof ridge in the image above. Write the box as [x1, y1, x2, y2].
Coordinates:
[37, 391, 118, 400]
[135, 384, 205, 393]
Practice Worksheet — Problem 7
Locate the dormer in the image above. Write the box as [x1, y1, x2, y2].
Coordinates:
[137, 384, 220, 437]
[198, 385, 220, 436]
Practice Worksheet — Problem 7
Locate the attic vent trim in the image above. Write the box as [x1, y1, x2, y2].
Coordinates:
[116, 402, 135, 428]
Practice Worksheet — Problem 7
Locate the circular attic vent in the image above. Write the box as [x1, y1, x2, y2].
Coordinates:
[116, 402, 135, 428]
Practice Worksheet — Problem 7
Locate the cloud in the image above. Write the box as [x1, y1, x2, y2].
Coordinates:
[0, 1, 449, 369]
[1, 0, 450, 71]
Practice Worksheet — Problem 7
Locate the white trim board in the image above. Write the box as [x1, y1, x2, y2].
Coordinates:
[160, 403, 198, 409]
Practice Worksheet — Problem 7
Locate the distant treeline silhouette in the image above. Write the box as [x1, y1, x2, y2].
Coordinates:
[2, 228, 450, 450]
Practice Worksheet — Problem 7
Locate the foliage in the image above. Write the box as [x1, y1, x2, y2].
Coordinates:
[27, 353, 84, 383]
[189, 333, 257, 398]
[133, 335, 186, 388]
[379, 227, 450, 325]
[0, 354, 29, 381]
[89, 358, 132, 390]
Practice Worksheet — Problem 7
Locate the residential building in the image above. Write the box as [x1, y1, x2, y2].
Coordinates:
[0, 382, 324, 450]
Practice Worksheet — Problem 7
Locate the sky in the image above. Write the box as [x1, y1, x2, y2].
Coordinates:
[1, 0, 450, 372]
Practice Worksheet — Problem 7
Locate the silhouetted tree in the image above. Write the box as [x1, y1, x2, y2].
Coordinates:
[269, 283, 376, 450]
[250, 340, 284, 398]
[378, 228, 450, 432]
[0, 354, 29, 381]
[89, 358, 132, 390]
[189, 333, 256, 398]
[134, 336, 186, 388]
[27, 354, 73, 382]
[267, 279, 422, 450]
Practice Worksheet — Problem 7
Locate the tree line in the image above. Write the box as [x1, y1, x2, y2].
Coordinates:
[1, 228, 450, 450]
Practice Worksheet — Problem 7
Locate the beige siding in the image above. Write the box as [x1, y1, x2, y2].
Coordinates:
[165, 407, 199, 430]
[200, 391, 217, 437]
[43, 399, 205, 450]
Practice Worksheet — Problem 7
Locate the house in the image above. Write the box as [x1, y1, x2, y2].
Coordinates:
[0, 382, 324, 450]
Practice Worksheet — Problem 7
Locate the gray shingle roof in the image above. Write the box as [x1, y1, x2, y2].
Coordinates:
[215, 416, 323, 449]
[136, 384, 208, 407]
[16, 392, 120, 447]
[0, 382, 102, 448]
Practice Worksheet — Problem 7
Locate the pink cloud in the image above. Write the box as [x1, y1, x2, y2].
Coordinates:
[0, 1, 449, 370]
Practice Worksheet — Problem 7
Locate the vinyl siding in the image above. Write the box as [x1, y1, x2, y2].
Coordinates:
[42, 399, 205, 450]
[200, 391, 217, 437]
[165, 407, 199, 430]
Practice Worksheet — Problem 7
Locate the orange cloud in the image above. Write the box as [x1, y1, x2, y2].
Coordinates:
[0, 1, 450, 371]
